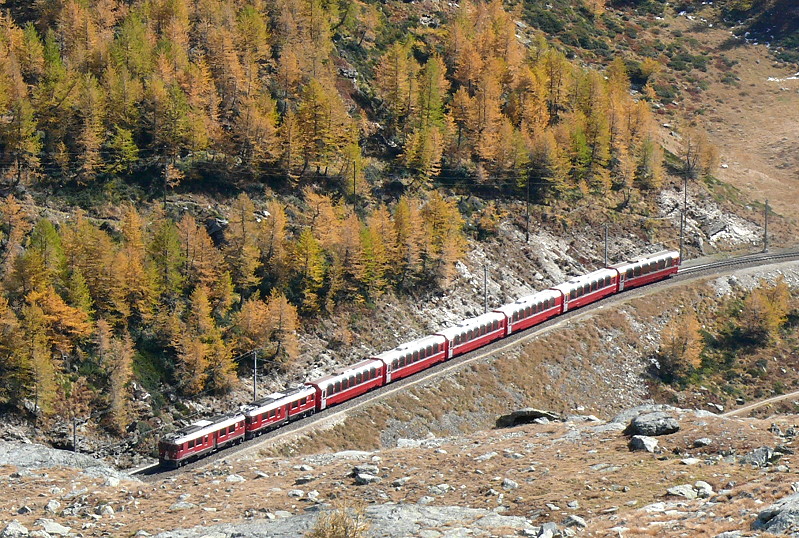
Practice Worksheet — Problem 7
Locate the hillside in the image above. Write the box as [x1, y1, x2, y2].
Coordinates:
[0, 0, 795, 479]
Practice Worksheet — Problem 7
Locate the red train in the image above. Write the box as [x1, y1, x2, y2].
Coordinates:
[158, 249, 679, 467]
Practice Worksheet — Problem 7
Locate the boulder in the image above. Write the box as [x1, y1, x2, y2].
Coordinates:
[226, 474, 246, 483]
[740, 446, 778, 467]
[44, 500, 60, 514]
[666, 484, 697, 500]
[693, 438, 713, 448]
[351, 464, 380, 476]
[695, 481, 714, 498]
[755, 492, 799, 533]
[563, 514, 587, 528]
[502, 478, 519, 491]
[354, 473, 381, 485]
[628, 412, 680, 436]
[34, 519, 70, 536]
[629, 435, 658, 453]
[0, 521, 29, 537]
[496, 408, 563, 428]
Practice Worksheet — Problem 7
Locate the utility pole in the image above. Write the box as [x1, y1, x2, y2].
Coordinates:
[603, 223, 609, 266]
[252, 350, 258, 403]
[525, 175, 530, 243]
[483, 265, 488, 313]
[679, 175, 688, 261]
[763, 199, 769, 253]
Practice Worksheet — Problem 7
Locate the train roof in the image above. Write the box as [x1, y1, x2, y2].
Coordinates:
[550, 267, 618, 294]
[242, 386, 316, 417]
[493, 288, 561, 315]
[162, 412, 244, 445]
[435, 310, 506, 339]
[610, 249, 679, 269]
[373, 333, 447, 362]
[306, 358, 384, 386]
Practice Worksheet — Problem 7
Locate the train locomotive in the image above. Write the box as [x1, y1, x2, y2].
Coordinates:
[158, 249, 680, 467]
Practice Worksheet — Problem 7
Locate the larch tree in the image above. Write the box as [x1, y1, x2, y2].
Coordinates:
[374, 40, 418, 130]
[224, 193, 263, 293]
[658, 311, 703, 381]
[257, 289, 300, 364]
[393, 196, 425, 285]
[739, 278, 791, 344]
[147, 210, 186, 305]
[19, 301, 57, 419]
[292, 227, 326, 314]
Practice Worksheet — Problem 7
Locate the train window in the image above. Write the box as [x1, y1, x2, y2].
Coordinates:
[433, 343, 439, 354]
[392, 359, 398, 369]
[426, 345, 433, 356]
[634, 266, 641, 276]
[335, 381, 341, 393]
[301, 397, 307, 406]
[493, 320, 498, 330]
[350, 375, 356, 386]
[371, 367, 377, 378]
[399, 356, 406, 367]
[606, 276, 611, 286]
[454, 334, 460, 345]
[356, 372, 362, 384]
[584, 283, 590, 294]
[626, 268, 633, 278]
[413, 350, 419, 362]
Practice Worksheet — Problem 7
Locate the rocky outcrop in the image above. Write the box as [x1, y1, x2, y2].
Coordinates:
[754, 492, 799, 534]
[154, 505, 538, 538]
[496, 408, 563, 428]
[0, 441, 136, 482]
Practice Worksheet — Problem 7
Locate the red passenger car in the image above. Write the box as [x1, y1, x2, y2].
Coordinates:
[374, 334, 448, 383]
[436, 311, 507, 359]
[611, 250, 679, 291]
[493, 288, 563, 335]
[158, 413, 245, 468]
[306, 359, 385, 410]
[550, 268, 618, 312]
[243, 386, 316, 439]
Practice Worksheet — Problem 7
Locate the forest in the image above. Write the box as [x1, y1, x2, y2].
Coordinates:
[0, 0, 721, 436]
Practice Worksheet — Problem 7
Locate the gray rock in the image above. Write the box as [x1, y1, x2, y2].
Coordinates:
[629, 412, 680, 436]
[755, 492, 799, 533]
[713, 532, 742, 538]
[34, 520, 70, 536]
[104, 476, 120, 488]
[306, 491, 320, 502]
[287, 490, 304, 499]
[611, 404, 682, 424]
[352, 464, 379, 476]
[99, 504, 115, 516]
[666, 484, 697, 500]
[169, 502, 197, 511]
[417, 496, 435, 505]
[695, 481, 714, 498]
[294, 475, 315, 485]
[496, 408, 563, 428]
[17, 506, 32, 515]
[502, 478, 519, 491]
[740, 446, 777, 467]
[226, 474, 246, 483]
[694, 437, 713, 448]
[1, 521, 29, 537]
[44, 500, 60, 514]
[354, 473, 381, 485]
[26, 532, 49, 538]
[566, 501, 579, 509]
[474, 452, 498, 462]
[629, 435, 658, 452]
[392, 477, 411, 487]
[428, 484, 451, 495]
[563, 514, 587, 528]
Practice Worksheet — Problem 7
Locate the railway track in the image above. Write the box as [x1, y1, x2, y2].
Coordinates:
[133, 248, 799, 480]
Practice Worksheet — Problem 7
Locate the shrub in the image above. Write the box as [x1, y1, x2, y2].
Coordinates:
[306, 505, 370, 538]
